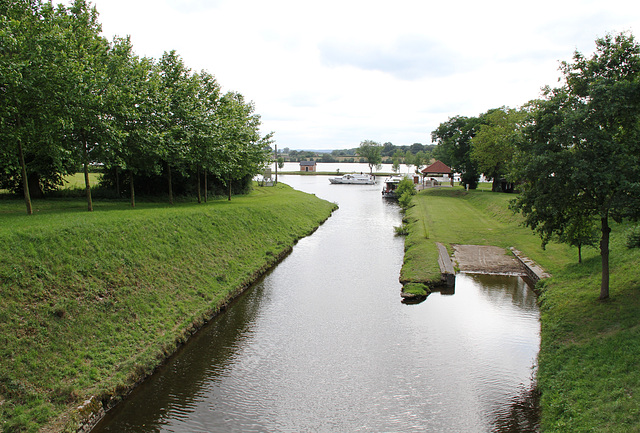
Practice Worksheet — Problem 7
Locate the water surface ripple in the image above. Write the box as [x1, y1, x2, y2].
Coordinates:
[93, 175, 540, 433]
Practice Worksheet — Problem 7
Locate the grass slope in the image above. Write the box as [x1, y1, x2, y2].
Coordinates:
[403, 187, 640, 432]
[0, 183, 336, 432]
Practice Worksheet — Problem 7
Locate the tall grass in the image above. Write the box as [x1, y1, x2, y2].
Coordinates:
[0, 183, 337, 432]
[403, 186, 640, 432]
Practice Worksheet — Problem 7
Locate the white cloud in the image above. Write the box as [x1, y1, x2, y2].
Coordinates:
[91, 0, 640, 150]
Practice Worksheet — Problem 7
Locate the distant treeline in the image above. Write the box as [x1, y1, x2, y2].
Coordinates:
[278, 143, 436, 162]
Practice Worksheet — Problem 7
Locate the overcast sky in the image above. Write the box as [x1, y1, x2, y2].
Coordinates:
[91, 0, 640, 150]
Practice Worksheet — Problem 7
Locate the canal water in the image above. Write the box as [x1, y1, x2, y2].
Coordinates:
[92, 175, 540, 432]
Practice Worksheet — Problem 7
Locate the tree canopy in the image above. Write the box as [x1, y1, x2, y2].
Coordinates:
[511, 32, 640, 299]
[431, 115, 482, 189]
[0, 0, 273, 213]
[356, 140, 382, 174]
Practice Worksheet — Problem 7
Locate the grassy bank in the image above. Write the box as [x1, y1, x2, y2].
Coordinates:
[0, 183, 337, 432]
[402, 187, 640, 432]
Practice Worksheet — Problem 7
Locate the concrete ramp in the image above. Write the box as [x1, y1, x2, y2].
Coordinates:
[453, 245, 526, 275]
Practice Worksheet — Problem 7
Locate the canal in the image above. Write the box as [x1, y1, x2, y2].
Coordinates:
[92, 174, 540, 432]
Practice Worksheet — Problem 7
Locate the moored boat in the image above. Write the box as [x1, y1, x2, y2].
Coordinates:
[329, 173, 376, 185]
[381, 176, 404, 198]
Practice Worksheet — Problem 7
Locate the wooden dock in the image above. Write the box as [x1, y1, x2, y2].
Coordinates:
[436, 242, 456, 287]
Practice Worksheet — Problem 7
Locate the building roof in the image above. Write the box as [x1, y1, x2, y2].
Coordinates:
[421, 160, 452, 174]
[299, 160, 317, 166]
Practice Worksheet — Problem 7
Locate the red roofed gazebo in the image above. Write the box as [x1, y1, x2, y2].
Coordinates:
[421, 160, 454, 186]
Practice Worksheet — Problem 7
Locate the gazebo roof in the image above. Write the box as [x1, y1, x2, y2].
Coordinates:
[421, 160, 452, 175]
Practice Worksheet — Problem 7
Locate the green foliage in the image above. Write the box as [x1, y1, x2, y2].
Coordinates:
[394, 223, 409, 236]
[0, 183, 336, 431]
[512, 32, 640, 299]
[395, 178, 416, 211]
[626, 225, 640, 249]
[431, 116, 482, 189]
[0, 1, 272, 212]
[356, 140, 382, 173]
[402, 282, 429, 296]
[470, 106, 524, 191]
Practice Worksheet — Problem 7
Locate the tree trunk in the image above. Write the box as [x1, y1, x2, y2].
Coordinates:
[17, 138, 33, 215]
[167, 162, 174, 205]
[197, 166, 202, 204]
[129, 169, 136, 208]
[492, 175, 500, 192]
[578, 243, 582, 264]
[599, 216, 611, 300]
[83, 139, 93, 212]
[228, 177, 232, 201]
[204, 171, 208, 203]
[27, 172, 44, 199]
[115, 166, 121, 197]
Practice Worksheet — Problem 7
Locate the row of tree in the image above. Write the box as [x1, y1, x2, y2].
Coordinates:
[0, 0, 272, 213]
[431, 33, 640, 300]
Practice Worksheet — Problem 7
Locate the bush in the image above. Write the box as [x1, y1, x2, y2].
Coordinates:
[394, 223, 409, 236]
[626, 226, 640, 249]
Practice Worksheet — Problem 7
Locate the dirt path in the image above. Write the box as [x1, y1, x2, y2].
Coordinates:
[453, 244, 525, 275]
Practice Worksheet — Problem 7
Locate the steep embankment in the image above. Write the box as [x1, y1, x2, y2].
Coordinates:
[0, 183, 337, 433]
[402, 187, 640, 432]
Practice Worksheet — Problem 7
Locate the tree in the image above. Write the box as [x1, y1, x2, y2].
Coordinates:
[356, 140, 382, 174]
[391, 149, 403, 173]
[104, 37, 160, 207]
[470, 107, 524, 192]
[214, 92, 271, 200]
[431, 116, 482, 189]
[511, 32, 640, 300]
[156, 50, 198, 204]
[558, 214, 599, 264]
[0, 1, 74, 213]
[55, 0, 113, 212]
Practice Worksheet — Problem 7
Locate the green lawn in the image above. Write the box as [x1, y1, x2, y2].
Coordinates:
[403, 187, 640, 432]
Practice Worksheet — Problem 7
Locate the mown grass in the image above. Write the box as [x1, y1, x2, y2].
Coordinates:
[0, 183, 337, 432]
[403, 186, 640, 432]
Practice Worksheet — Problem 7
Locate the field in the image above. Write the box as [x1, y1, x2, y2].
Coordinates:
[403, 187, 640, 432]
[0, 183, 337, 432]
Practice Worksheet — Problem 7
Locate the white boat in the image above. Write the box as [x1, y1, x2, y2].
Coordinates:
[329, 173, 375, 185]
[381, 176, 404, 197]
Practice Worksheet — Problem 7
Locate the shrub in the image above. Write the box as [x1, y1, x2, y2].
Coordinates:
[626, 225, 640, 249]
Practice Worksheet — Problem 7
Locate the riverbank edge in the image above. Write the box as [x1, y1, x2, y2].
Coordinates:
[73, 241, 298, 432]
[72, 212, 337, 433]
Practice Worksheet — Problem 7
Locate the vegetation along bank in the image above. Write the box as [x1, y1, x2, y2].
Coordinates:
[0, 183, 337, 432]
[400, 187, 640, 432]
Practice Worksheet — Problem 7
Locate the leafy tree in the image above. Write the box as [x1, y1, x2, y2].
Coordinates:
[413, 150, 427, 173]
[214, 92, 271, 200]
[511, 32, 640, 300]
[431, 115, 482, 189]
[470, 107, 524, 192]
[191, 70, 221, 203]
[57, 0, 112, 211]
[104, 37, 160, 207]
[0, 1, 74, 212]
[356, 140, 382, 174]
[382, 142, 395, 156]
[391, 149, 403, 173]
[557, 214, 599, 264]
[156, 50, 199, 204]
[396, 177, 416, 211]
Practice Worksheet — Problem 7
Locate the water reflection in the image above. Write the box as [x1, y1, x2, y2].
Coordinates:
[93, 175, 540, 433]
